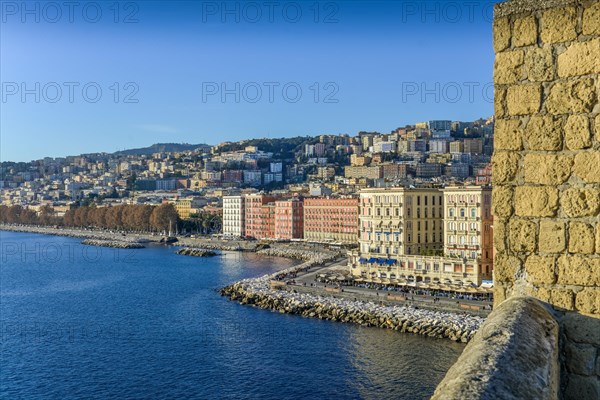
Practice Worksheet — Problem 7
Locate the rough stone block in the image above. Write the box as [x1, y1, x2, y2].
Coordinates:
[507, 84, 541, 115]
[515, 186, 559, 217]
[565, 341, 597, 376]
[597, 225, 600, 255]
[541, 6, 577, 44]
[569, 222, 596, 254]
[493, 219, 507, 252]
[564, 374, 600, 400]
[558, 39, 600, 78]
[494, 119, 523, 150]
[596, 114, 600, 142]
[539, 220, 566, 253]
[495, 50, 525, 84]
[492, 152, 520, 183]
[525, 255, 556, 284]
[576, 287, 600, 315]
[573, 152, 600, 183]
[524, 154, 572, 185]
[525, 47, 554, 82]
[509, 219, 537, 253]
[545, 79, 597, 115]
[493, 16, 511, 53]
[495, 86, 506, 118]
[494, 254, 521, 282]
[558, 255, 600, 286]
[492, 186, 513, 218]
[513, 15, 537, 47]
[565, 115, 592, 150]
[583, 1, 600, 36]
[563, 312, 600, 346]
[524, 115, 563, 151]
[561, 188, 600, 218]
[550, 288, 574, 310]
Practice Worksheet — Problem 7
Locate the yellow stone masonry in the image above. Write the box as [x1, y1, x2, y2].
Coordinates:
[492, 0, 600, 321]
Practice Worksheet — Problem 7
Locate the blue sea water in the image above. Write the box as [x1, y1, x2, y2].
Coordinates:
[0, 231, 464, 399]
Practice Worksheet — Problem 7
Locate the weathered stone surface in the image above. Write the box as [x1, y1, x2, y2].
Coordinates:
[495, 86, 507, 118]
[493, 16, 511, 53]
[525, 255, 556, 284]
[515, 186, 559, 217]
[545, 79, 597, 114]
[507, 84, 542, 115]
[525, 47, 554, 82]
[493, 219, 507, 252]
[551, 288, 575, 310]
[495, 119, 523, 150]
[524, 154, 572, 185]
[541, 6, 577, 44]
[492, 186, 513, 218]
[557, 255, 600, 286]
[431, 297, 559, 400]
[565, 115, 592, 150]
[583, 1, 600, 36]
[569, 222, 596, 254]
[524, 115, 563, 150]
[539, 220, 566, 253]
[597, 225, 600, 255]
[513, 15, 537, 47]
[495, 50, 525, 84]
[492, 152, 520, 183]
[563, 312, 600, 346]
[596, 114, 600, 142]
[564, 374, 600, 400]
[573, 152, 600, 183]
[510, 219, 537, 253]
[565, 341, 597, 376]
[576, 287, 600, 315]
[558, 39, 600, 78]
[561, 188, 600, 218]
[494, 254, 521, 282]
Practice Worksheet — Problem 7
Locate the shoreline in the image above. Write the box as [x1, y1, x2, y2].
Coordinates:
[2, 224, 484, 341]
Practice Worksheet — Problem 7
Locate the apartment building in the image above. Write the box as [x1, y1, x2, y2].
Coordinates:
[222, 195, 245, 237]
[303, 197, 359, 243]
[443, 186, 493, 279]
[244, 194, 277, 239]
[274, 198, 304, 240]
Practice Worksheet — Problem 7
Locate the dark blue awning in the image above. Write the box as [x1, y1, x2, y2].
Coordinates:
[359, 258, 367, 263]
[386, 259, 397, 265]
[368, 257, 377, 263]
[377, 258, 386, 264]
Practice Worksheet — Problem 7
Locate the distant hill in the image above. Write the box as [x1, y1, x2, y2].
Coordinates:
[113, 143, 209, 156]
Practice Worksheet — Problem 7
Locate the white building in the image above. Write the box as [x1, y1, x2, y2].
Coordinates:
[222, 195, 245, 237]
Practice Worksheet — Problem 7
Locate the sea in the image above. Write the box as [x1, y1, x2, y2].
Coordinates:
[0, 231, 464, 399]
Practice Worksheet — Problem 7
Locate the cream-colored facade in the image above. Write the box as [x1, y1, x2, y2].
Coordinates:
[350, 186, 493, 286]
[222, 195, 245, 237]
[443, 186, 493, 279]
[358, 187, 444, 258]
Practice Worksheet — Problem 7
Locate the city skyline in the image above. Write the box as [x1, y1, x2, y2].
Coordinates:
[1, 0, 496, 162]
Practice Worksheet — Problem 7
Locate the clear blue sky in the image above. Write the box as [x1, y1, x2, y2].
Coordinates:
[1, 0, 496, 162]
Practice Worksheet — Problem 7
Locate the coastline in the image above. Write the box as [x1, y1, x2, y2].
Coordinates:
[2, 224, 484, 342]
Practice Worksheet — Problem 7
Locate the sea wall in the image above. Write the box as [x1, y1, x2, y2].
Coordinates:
[221, 258, 484, 343]
[81, 239, 145, 249]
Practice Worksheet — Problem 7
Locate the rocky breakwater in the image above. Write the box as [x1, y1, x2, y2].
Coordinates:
[81, 239, 145, 249]
[256, 247, 342, 261]
[176, 247, 218, 257]
[221, 256, 483, 343]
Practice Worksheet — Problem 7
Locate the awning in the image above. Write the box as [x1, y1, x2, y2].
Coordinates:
[358, 258, 367, 263]
[386, 259, 397, 265]
[368, 257, 378, 263]
[377, 258, 386, 264]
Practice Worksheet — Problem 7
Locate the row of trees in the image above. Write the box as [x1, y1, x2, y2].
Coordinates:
[0, 204, 181, 234]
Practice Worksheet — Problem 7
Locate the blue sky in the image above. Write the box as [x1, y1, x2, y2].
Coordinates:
[1, 1, 496, 162]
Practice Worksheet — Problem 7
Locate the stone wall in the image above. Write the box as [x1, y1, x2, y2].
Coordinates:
[491, 0, 599, 397]
[431, 297, 560, 400]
